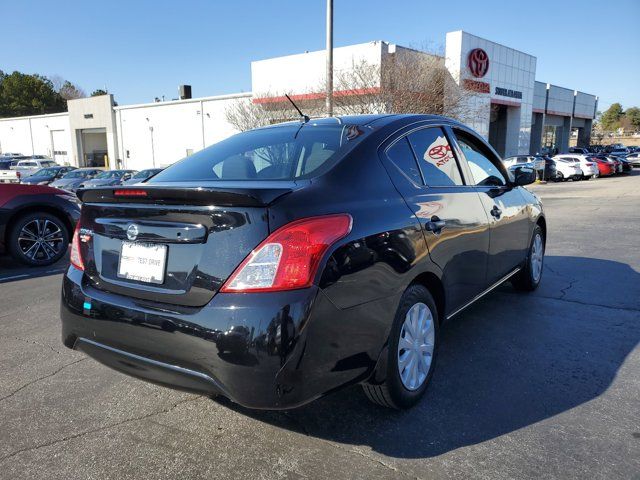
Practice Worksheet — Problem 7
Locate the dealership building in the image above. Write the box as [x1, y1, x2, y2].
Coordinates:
[0, 31, 598, 170]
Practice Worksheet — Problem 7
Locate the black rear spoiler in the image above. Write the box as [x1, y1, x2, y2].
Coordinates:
[77, 183, 299, 207]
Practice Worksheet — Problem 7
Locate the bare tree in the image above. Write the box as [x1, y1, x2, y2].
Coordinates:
[50, 75, 86, 100]
[224, 47, 483, 131]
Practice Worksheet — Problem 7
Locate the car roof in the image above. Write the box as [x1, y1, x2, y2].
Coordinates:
[256, 114, 463, 131]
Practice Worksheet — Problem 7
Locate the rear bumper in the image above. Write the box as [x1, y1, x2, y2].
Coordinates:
[60, 267, 397, 409]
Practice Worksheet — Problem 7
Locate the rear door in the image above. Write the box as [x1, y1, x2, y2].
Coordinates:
[449, 128, 531, 283]
[382, 125, 490, 313]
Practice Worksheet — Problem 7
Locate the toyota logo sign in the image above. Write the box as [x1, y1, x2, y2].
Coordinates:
[468, 48, 489, 78]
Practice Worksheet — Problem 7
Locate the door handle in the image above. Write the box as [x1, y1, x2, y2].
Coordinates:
[490, 206, 502, 218]
[425, 216, 446, 234]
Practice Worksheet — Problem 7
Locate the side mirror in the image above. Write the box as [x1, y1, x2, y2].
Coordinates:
[122, 173, 132, 181]
[512, 166, 537, 186]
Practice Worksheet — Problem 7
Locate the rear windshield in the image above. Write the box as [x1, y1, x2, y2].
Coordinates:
[149, 122, 369, 182]
[0, 161, 16, 170]
[63, 170, 91, 178]
[95, 170, 128, 179]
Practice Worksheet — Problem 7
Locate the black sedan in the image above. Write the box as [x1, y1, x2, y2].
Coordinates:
[60, 114, 545, 410]
[20, 166, 77, 185]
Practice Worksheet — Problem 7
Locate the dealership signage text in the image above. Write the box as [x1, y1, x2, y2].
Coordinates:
[495, 87, 522, 99]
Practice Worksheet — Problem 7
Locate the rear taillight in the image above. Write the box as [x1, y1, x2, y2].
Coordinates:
[69, 221, 84, 271]
[221, 214, 352, 293]
[16, 171, 21, 179]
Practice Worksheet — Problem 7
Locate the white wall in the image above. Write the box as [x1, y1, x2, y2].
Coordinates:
[115, 94, 249, 170]
[0, 113, 70, 161]
[251, 42, 384, 97]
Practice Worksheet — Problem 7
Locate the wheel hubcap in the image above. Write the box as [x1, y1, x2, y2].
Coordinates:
[398, 302, 435, 391]
[531, 233, 544, 282]
[18, 219, 64, 261]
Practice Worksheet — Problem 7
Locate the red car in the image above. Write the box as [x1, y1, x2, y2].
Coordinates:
[0, 184, 80, 266]
[588, 156, 615, 176]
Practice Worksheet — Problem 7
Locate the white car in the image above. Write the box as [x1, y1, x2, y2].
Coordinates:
[550, 158, 583, 181]
[554, 154, 599, 179]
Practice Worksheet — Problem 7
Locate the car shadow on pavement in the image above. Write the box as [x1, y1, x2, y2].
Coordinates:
[0, 250, 69, 283]
[214, 255, 640, 459]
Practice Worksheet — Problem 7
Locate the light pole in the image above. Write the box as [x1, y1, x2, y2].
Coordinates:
[146, 118, 156, 167]
[325, 0, 333, 117]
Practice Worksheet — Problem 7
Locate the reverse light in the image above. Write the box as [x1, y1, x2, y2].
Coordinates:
[69, 221, 84, 271]
[221, 214, 352, 293]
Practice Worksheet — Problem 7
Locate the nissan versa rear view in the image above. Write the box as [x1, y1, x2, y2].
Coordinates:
[60, 114, 545, 410]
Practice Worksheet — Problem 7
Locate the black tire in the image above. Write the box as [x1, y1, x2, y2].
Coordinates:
[362, 285, 439, 409]
[8, 212, 69, 266]
[512, 224, 545, 292]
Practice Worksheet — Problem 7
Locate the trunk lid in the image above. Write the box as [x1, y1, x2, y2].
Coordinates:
[76, 183, 297, 307]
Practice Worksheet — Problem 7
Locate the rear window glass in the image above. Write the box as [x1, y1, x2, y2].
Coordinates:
[407, 127, 463, 187]
[149, 123, 369, 182]
[386, 138, 423, 185]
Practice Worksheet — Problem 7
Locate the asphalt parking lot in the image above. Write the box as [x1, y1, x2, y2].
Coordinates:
[1, 173, 639, 480]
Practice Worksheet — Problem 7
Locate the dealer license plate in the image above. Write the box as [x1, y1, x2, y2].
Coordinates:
[117, 241, 167, 284]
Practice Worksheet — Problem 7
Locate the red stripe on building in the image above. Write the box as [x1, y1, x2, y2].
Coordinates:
[252, 87, 381, 104]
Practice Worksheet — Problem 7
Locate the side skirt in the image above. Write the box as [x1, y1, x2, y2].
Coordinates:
[446, 268, 521, 320]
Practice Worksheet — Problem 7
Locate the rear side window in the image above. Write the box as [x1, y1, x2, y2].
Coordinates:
[407, 128, 463, 187]
[385, 138, 423, 185]
[454, 131, 507, 187]
[149, 123, 369, 182]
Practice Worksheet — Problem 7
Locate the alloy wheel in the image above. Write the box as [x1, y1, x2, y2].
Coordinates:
[17, 218, 64, 261]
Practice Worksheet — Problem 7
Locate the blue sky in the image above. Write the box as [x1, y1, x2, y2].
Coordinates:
[2, 0, 638, 112]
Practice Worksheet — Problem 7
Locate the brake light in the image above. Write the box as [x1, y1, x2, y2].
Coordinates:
[16, 171, 21, 179]
[114, 189, 147, 197]
[221, 214, 352, 293]
[69, 221, 84, 271]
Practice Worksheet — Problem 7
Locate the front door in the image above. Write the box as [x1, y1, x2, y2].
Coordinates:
[450, 128, 531, 283]
[382, 125, 491, 313]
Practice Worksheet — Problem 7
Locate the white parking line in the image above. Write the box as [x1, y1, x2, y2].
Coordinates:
[0, 274, 29, 282]
[0, 268, 66, 283]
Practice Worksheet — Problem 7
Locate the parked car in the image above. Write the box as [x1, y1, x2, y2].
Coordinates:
[49, 168, 104, 192]
[61, 114, 546, 411]
[0, 156, 28, 183]
[616, 155, 633, 173]
[550, 157, 583, 181]
[587, 155, 615, 176]
[0, 158, 19, 182]
[122, 168, 163, 185]
[568, 147, 590, 154]
[0, 152, 24, 159]
[626, 152, 640, 167]
[0, 157, 58, 183]
[609, 147, 629, 157]
[77, 169, 137, 188]
[553, 154, 598, 179]
[0, 184, 80, 266]
[19, 166, 77, 185]
[542, 157, 557, 181]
